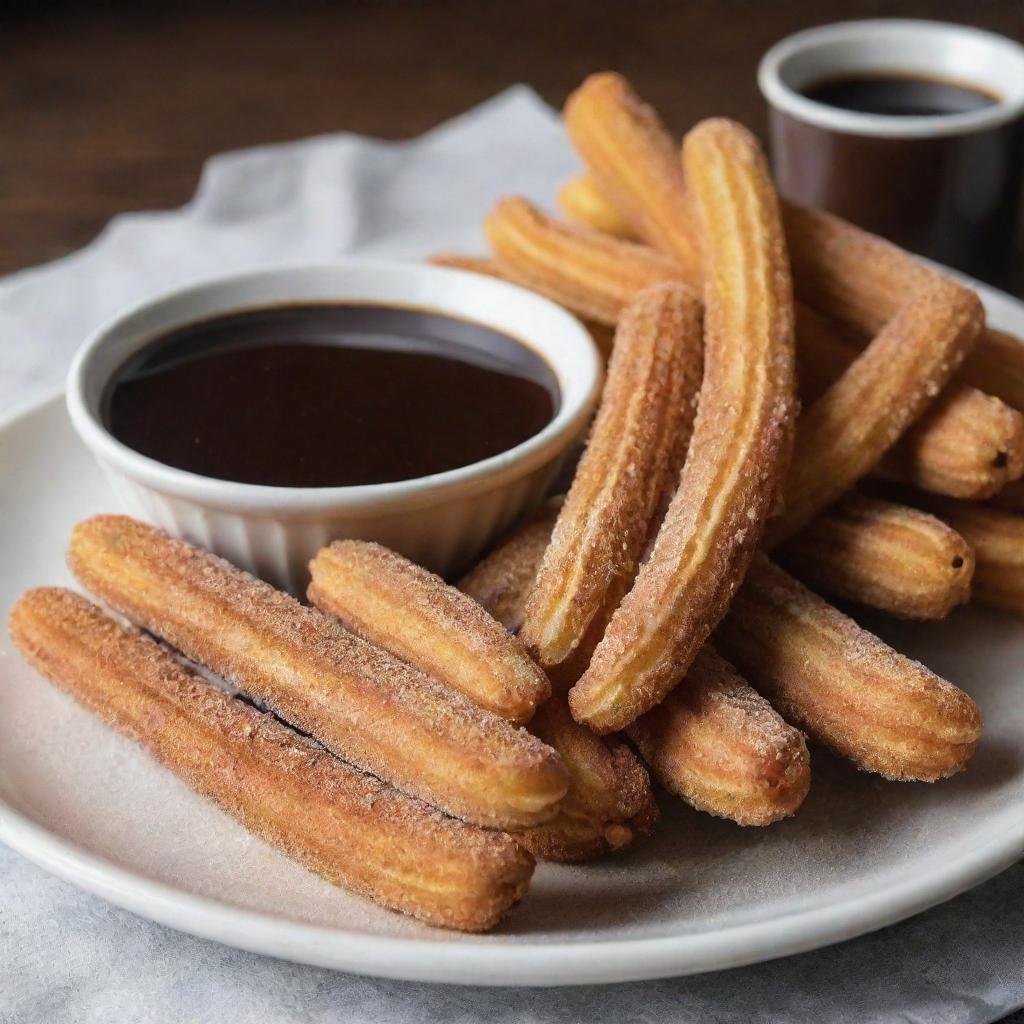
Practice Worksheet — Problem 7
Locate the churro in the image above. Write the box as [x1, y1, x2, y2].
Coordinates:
[569, 118, 796, 733]
[520, 284, 702, 667]
[8, 588, 535, 932]
[485, 197, 689, 325]
[783, 202, 1024, 414]
[564, 72, 702, 277]
[797, 307, 1024, 499]
[628, 648, 810, 826]
[68, 516, 568, 828]
[765, 278, 983, 547]
[716, 555, 981, 781]
[778, 493, 974, 619]
[909, 497, 1024, 615]
[517, 698, 658, 861]
[558, 174, 637, 239]
[308, 540, 550, 723]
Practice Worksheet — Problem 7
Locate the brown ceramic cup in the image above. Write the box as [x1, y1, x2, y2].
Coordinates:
[759, 19, 1024, 284]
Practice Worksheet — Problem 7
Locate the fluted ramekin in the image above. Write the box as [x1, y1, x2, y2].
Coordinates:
[66, 261, 601, 592]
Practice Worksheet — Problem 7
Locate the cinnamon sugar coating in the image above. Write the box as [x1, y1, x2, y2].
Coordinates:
[308, 539, 549, 724]
[68, 516, 567, 829]
[8, 588, 535, 932]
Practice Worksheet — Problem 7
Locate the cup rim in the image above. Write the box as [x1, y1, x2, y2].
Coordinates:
[66, 260, 602, 515]
[759, 18, 1024, 139]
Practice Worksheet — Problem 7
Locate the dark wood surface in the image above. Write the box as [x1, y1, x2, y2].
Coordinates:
[3, 3, 1023, 1017]
[2, 0, 1023, 277]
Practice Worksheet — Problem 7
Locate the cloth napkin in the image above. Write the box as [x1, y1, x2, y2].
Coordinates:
[0, 87, 1022, 1024]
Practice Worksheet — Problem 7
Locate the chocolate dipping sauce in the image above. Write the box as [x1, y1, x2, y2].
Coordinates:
[105, 304, 558, 487]
[802, 73, 998, 118]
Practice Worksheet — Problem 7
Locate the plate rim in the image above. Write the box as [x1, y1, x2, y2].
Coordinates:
[3, 272, 1024, 985]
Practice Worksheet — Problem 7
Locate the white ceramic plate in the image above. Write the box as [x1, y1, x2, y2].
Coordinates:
[2, 282, 1023, 988]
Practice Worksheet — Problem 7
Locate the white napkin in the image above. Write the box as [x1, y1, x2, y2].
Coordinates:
[1, 87, 1021, 1024]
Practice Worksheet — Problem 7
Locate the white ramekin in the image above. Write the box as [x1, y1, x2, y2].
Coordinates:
[66, 262, 601, 592]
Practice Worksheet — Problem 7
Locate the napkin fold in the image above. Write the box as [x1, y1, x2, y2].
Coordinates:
[0, 87, 1021, 1024]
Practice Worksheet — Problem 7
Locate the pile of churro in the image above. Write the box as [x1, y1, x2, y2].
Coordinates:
[13, 71, 1024, 933]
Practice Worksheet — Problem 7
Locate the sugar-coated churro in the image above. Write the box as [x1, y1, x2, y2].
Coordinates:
[765, 279, 982, 547]
[521, 284, 702, 667]
[308, 540, 550, 724]
[628, 648, 810, 826]
[485, 197, 689, 325]
[783, 202, 1024, 415]
[796, 307, 1024, 499]
[68, 516, 568, 829]
[517, 698, 658, 861]
[778, 493, 974, 619]
[909, 497, 1024, 615]
[558, 174, 638, 240]
[564, 72, 702, 277]
[716, 555, 981, 781]
[569, 118, 796, 733]
[8, 588, 535, 932]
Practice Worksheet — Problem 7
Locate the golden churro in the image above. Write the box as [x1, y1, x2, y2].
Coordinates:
[68, 516, 568, 829]
[765, 279, 983, 547]
[485, 197, 689, 325]
[569, 118, 796, 733]
[628, 648, 810, 826]
[8, 589, 535, 932]
[564, 73, 702, 276]
[463, 516, 810, 827]
[517, 698, 658, 861]
[797, 307, 1024, 499]
[783, 202, 1024, 414]
[558, 174, 638, 239]
[717, 555, 981, 781]
[308, 540, 549, 724]
[520, 284, 702, 667]
[778, 493, 974, 619]
[910, 498, 1024, 615]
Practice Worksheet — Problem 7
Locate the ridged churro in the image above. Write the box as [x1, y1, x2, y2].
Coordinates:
[569, 118, 796, 733]
[308, 540, 550, 724]
[485, 197, 689, 325]
[778, 493, 974, 619]
[68, 516, 568, 828]
[517, 698, 658, 861]
[717, 555, 982, 781]
[564, 72, 702, 277]
[558, 174, 637, 239]
[783, 202, 1024, 414]
[628, 648, 810, 826]
[796, 307, 1024, 499]
[909, 497, 1024, 615]
[463, 516, 811, 827]
[765, 279, 983, 547]
[8, 588, 535, 932]
[520, 284, 702, 667]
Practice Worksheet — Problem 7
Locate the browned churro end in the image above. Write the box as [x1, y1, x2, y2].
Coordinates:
[779, 494, 975, 620]
[8, 588, 535, 932]
[68, 515, 567, 830]
[629, 649, 810, 826]
[515, 698, 658, 862]
[717, 555, 982, 782]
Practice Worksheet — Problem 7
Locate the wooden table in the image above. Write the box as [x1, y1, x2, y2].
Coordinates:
[2, 0, 1022, 278]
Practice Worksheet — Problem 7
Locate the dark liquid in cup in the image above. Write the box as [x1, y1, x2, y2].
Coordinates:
[105, 304, 559, 488]
[802, 73, 999, 117]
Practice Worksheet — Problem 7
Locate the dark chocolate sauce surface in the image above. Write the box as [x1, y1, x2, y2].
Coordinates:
[802, 72, 998, 118]
[105, 304, 558, 487]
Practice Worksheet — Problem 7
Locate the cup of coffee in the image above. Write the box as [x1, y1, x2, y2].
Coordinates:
[759, 19, 1024, 284]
